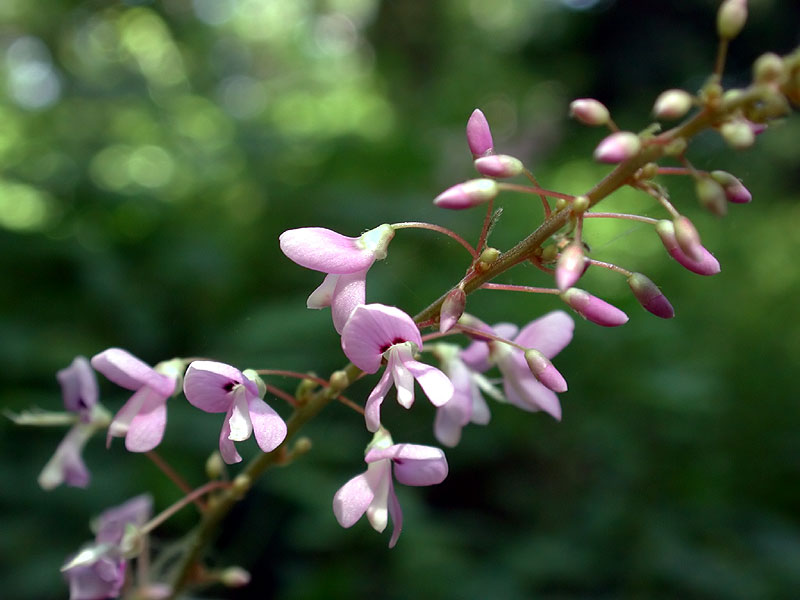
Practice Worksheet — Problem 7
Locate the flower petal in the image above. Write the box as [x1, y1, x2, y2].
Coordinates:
[330, 269, 368, 334]
[95, 494, 153, 544]
[387, 479, 403, 548]
[513, 310, 575, 359]
[92, 348, 175, 397]
[248, 396, 287, 453]
[124, 388, 168, 452]
[341, 304, 422, 373]
[389, 347, 415, 409]
[183, 361, 242, 413]
[332, 472, 374, 528]
[365, 461, 392, 534]
[368, 444, 449, 486]
[219, 406, 242, 464]
[364, 367, 394, 432]
[279, 227, 376, 274]
[227, 388, 253, 442]
[404, 358, 454, 408]
[500, 355, 562, 420]
[38, 424, 93, 490]
[106, 388, 147, 446]
[306, 273, 338, 309]
[57, 356, 98, 420]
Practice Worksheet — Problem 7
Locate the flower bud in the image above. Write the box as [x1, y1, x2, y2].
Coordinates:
[719, 119, 755, 150]
[473, 154, 524, 178]
[439, 288, 466, 333]
[221, 566, 251, 587]
[710, 170, 752, 203]
[655, 220, 721, 276]
[434, 179, 498, 209]
[466, 109, 494, 158]
[593, 131, 641, 164]
[653, 89, 694, 120]
[524, 349, 568, 393]
[754, 52, 785, 84]
[717, 0, 747, 40]
[561, 288, 629, 327]
[694, 176, 728, 216]
[627, 273, 675, 319]
[555, 243, 586, 291]
[569, 98, 610, 126]
[673, 216, 704, 261]
[205, 451, 225, 479]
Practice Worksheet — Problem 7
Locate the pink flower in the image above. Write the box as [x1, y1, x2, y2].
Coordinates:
[655, 220, 721, 276]
[431, 343, 496, 447]
[91, 349, 180, 453]
[466, 108, 494, 158]
[183, 361, 287, 464]
[62, 494, 152, 600]
[279, 224, 395, 333]
[341, 304, 454, 432]
[560, 288, 629, 327]
[39, 357, 109, 490]
[333, 428, 448, 548]
[488, 311, 574, 420]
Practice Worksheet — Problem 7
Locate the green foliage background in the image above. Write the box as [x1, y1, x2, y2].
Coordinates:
[1, 0, 799, 598]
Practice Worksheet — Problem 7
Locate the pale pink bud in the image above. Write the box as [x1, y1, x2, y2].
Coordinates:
[473, 154, 523, 178]
[695, 177, 728, 216]
[434, 179, 498, 210]
[593, 132, 641, 164]
[524, 349, 567, 393]
[717, 0, 748, 40]
[561, 288, 629, 327]
[466, 109, 494, 158]
[555, 243, 586, 292]
[710, 170, 752, 203]
[569, 98, 610, 126]
[655, 220, 721, 276]
[653, 89, 693, 120]
[673, 216, 704, 261]
[439, 288, 466, 333]
[627, 273, 675, 319]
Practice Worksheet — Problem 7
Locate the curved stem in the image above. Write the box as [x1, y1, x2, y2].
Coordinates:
[392, 221, 478, 258]
[584, 212, 659, 225]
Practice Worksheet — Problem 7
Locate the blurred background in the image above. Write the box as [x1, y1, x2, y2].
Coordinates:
[1, 0, 799, 598]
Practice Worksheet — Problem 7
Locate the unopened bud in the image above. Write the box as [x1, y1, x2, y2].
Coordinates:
[571, 195, 590, 214]
[205, 451, 225, 480]
[561, 288, 629, 327]
[434, 179, 498, 210]
[664, 137, 688, 156]
[719, 119, 755, 150]
[627, 273, 675, 319]
[292, 436, 312, 456]
[220, 566, 251, 587]
[754, 52, 785, 84]
[474, 154, 524, 178]
[653, 89, 694, 120]
[555, 243, 586, 291]
[593, 131, 641, 163]
[673, 216, 704, 261]
[328, 369, 350, 392]
[440, 288, 466, 333]
[569, 98, 610, 126]
[478, 247, 500, 264]
[232, 473, 252, 498]
[695, 176, 728, 216]
[710, 170, 752, 203]
[717, 0, 747, 40]
[655, 220, 721, 276]
[466, 109, 494, 158]
[524, 349, 568, 393]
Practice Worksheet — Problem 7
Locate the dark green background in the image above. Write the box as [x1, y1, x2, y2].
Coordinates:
[2, 1, 799, 598]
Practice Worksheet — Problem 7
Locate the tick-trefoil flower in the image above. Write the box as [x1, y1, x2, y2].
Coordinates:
[333, 428, 448, 548]
[279, 224, 395, 333]
[655, 219, 721, 276]
[431, 343, 496, 447]
[183, 361, 287, 464]
[91, 349, 181, 453]
[62, 494, 153, 600]
[488, 311, 574, 419]
[710, 170, 752, 203]
[561, 288, 629, 327]
[38, 357, 110, 490]
[341, 303, 454, 432]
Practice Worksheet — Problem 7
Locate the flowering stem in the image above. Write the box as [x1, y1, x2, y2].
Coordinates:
[256, 369, 358, 411]
[266, 384, 298, 408]
[656, 166, 696, 176]
[480, 283, 560, 295]
[145, 451, 204, 511]
[587, 258, 632, 277]
[475, 198, 495, 256]
[713, 39, 729, 81]
[391, 221, 478, 258]
[498, 183, 576, 202]
[583, 212, 659, 225]
[141, 481, 229, 536]
[523, 168, 552, 217]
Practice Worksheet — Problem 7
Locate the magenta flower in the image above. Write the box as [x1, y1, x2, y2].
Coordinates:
[431, 343, 495, 448]
[466, 108, 494, 158]
[488, 311, 574, 420]
[183, 361, 287, 464]
[62, 494, 152, 600]
[655, 219, 721, 276]
[561, 288, 629, 327]
[333, 428, 448, 548]
[279, 224, 395, 333]
[91, 349, 180, 453]
[341, 303, 454, 432]
[38, 357, 108, 490]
